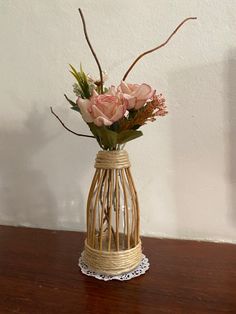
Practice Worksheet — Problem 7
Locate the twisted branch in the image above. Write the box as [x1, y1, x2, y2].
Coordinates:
[50, 107, 95, 138]
[122, 17, 197, 81]
[78, 8, 104, 93]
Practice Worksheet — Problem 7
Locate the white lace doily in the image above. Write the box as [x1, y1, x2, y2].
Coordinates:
[78, 253, 149, 281]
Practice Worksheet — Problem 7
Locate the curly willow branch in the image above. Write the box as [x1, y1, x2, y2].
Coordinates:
[78, 8, 104, 93]
[122, 17, 197, 81]
[50, 107, 95, 139]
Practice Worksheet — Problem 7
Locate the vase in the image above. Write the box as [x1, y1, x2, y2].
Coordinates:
[82, 150, 142, 275]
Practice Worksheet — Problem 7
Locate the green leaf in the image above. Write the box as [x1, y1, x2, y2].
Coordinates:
[64, 94, 80, 113]
[100, 127, 118, 149]
[88, 124, 143, 149]
[132, 124, 141, 130]
[117, 130, 143, 144]
[69, 64, 91, 99]
[70, 106, 81, 113]
[109, 121, 120, 132]
[69, 64, 80, 79]
[70, 70, 80, 83]
[88, 124, 118, 150]
[64, 94, 76, 107]
[128, 109, 137, 120]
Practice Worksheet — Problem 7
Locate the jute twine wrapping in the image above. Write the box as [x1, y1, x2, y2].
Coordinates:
[84, 149, 142, 275]
[83, 240, 142, 275]
[95, 150, 131, 169]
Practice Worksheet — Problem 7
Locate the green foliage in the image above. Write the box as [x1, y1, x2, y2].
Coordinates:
[73, 83, 83, 97]
[69, 64, 91, 99]
[117, 129, 143, 144]
[88, 124, 117, 150]
[109, 121, 120, 132]
[64, 94, 80, 113]
[88, 123, 143, 150]
[127, 109, 137, 120]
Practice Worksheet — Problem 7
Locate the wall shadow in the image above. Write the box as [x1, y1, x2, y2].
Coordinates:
[0, 106, 92, 231]
[169, 59, 236, 240]
[0, 108, 57, 228]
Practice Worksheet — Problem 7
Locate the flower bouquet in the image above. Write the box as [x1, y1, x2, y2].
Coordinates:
[51, 9, 196, 280]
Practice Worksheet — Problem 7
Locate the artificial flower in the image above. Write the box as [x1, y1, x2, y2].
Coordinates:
[77, 88, 127, 126]
[118, 81, 156, 110]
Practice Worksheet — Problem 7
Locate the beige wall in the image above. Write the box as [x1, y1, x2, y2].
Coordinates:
[0, 0, 236, 242]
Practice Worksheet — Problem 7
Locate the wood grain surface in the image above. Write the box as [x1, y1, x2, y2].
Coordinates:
[0, 225, 236, 314]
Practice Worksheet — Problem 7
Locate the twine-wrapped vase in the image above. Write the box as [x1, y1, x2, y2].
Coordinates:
[82, 150, 142, 275]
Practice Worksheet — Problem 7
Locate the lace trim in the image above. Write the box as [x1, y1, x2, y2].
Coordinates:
[78, 254, 149, 281]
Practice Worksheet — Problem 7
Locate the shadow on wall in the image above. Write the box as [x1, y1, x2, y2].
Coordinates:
[169, 57, 236, 240]
[228, 50, 236, 225]
[0, 108, 57, 228]
[0, 106, 91, 230]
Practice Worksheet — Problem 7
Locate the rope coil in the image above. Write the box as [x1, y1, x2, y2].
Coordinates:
[83, 240, 142, 275]
[95, 150, 131, 169]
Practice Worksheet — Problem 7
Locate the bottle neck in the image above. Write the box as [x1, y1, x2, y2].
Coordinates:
[95, 150, 130, 169]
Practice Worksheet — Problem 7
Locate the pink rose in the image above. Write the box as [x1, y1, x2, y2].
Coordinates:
[77, 88, 127, 126]
[76, 97, 94, 123]
[118, 81, 155, 110]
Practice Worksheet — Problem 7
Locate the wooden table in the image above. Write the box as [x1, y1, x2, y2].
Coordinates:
[0, 226, 236, 313]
